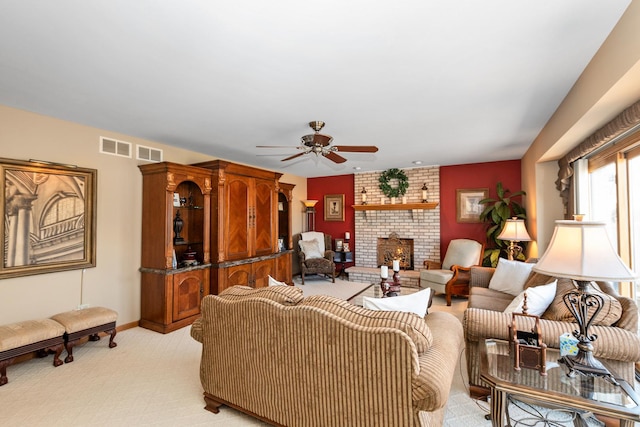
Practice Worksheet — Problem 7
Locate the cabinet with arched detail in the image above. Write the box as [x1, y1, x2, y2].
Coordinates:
[138, 162, 212, 333]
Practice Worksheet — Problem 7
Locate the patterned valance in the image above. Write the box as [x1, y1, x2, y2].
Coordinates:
[555, 99, 640, 214]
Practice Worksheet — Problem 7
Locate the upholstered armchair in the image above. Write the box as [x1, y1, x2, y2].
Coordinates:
[293, 232, 336, 285]
[419, 238, 484, 306]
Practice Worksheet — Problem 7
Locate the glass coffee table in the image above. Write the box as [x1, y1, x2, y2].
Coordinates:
[480, 339, 640, 427]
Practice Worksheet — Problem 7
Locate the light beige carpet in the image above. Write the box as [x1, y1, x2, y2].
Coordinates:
[0, 292, 616, 426]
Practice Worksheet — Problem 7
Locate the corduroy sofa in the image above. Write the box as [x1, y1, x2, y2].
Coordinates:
[191, 285, 464, 426]
[463, 266, 640, 397]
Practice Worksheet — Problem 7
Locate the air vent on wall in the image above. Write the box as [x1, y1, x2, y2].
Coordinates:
[100, 137, 132, 158]
[137, 145, 163, 162]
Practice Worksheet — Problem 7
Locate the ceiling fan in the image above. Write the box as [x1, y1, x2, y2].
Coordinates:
[257, 121, 379, 164]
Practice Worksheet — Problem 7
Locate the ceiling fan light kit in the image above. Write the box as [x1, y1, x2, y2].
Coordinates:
[258, 121, 379, 164]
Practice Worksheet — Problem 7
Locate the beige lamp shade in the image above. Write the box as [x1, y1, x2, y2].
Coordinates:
[497, 217, 531, 242]
[533, 220, 638, 282]
[301, 200, 318, 208]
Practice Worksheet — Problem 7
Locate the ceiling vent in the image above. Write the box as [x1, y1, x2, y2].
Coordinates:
[137, 145, 163, 162]
[100, 137, 132, 158]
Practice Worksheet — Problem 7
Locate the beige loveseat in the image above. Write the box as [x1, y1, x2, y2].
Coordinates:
[191, 285, 464, 426]
[463, 266, 640, 397]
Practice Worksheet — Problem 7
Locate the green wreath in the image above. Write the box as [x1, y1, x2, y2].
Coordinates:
[378, 168, 409, 198]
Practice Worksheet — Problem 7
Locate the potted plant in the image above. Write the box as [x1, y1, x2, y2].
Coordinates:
[479, 182, 527, 267]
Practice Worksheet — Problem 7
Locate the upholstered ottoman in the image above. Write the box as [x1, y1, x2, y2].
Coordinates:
[0, 319, 65, 386]
[51, 307, 118, 363]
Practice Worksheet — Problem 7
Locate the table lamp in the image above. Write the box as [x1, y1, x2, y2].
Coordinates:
[532, 219, 638, 384]
[497, 217, 531, 260]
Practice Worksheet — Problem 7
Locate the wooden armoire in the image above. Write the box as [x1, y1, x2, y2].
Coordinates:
[193, 160, 293, 294]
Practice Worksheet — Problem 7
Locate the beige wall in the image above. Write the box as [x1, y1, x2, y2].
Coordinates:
[0, 105, 306, 325]
[522, 1, 640, 256]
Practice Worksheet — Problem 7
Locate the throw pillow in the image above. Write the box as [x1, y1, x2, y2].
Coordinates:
[218, 285, 303, 305]
[301, 231, 326, 253]
[503, 280, 557, 316]
[299, 238, 323, 259]
[488, 258, 536, 296]
[268, 275, 287, 286]
[362, 288, 432, 318]
[541, 279, 623, 326]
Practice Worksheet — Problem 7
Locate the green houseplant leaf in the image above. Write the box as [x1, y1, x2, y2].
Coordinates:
[479, 182, 527, 267]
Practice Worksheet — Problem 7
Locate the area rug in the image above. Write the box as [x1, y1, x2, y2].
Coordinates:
[292, 276, 371, 300]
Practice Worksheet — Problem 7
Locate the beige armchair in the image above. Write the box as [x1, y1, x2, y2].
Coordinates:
[294, 232, 335, 285]
[419, 238, 484, 306]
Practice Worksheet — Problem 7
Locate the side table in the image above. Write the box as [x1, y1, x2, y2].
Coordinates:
[333, 250, 353, 278]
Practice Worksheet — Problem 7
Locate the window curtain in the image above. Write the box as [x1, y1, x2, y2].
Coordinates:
[556, 99, 640, 217]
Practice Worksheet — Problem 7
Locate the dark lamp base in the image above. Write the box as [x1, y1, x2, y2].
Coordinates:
[559, 353, 619, 385]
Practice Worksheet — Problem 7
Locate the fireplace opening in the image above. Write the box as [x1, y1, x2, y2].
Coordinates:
[377, 232, 414, 270]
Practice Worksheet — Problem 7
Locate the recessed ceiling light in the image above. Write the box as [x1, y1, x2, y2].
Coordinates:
[412, 161, 423, 165]
[353, 166, 361, 170]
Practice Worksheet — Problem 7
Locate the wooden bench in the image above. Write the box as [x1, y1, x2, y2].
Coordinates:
[50, 307, 118, 363]
[0, 319, 65, 386]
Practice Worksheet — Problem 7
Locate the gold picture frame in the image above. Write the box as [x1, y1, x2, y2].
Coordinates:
[456, 188, 488, 223]
[1, 158, 97, 279]
[324, 194, 345, 222]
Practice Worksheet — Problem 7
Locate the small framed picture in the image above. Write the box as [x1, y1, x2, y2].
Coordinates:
[456, 188, 489, 223]
[324, 194, 345, 222]
[173, 193, 181, 207]
[335, 238, 344, 251]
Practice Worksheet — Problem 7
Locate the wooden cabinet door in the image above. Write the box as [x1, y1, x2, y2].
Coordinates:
[252, 258, 275, 288]
[223, 264, 253, 290]
[225, 174, 251, 260]
[172, 270, 204, 321]
[276, 252, 292, 285]
[253, 178, 276, 256]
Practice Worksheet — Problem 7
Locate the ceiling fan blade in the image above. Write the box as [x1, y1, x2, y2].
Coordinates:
[324, 151, 347, 164]
[333, 145, 379, 153]
[281, 152, 306, 162]
[312, 134, 333, 146]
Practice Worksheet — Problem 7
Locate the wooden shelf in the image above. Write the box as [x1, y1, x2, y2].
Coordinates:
[352, 202, 438, 211]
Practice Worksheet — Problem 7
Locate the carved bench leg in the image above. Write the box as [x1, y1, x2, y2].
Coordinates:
[0, 358, 15, 386]
[64, 339, 79, 363]
[106, 328, 117, 348]
[50, 344, 64, 367]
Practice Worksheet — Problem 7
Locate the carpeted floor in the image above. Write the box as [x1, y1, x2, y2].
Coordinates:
[0, 283, 619, 426]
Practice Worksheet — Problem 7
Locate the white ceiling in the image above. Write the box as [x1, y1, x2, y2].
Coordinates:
[0, 1, 631, 177]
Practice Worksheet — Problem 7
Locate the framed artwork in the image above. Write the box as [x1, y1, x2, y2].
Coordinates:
[1, 158, 97, 279]
[324, 194, 345, 222]
[456, 188, 488, 223]
[334, 238, 344, 251]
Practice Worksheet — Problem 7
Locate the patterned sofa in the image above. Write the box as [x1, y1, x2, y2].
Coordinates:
[463, 266, 640, 397]
[191, 285, 464, 426]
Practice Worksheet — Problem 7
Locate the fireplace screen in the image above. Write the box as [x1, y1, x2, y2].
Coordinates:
[377, 232, 414, 270]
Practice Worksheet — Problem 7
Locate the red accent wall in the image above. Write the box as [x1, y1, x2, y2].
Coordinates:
[439, 159, 521, 261]
[308, 174, 355, 266]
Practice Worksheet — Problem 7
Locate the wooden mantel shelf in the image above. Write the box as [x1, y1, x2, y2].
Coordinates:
[352, 202, 438, 211]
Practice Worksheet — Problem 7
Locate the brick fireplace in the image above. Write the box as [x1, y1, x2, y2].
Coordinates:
[347, 167, 441, 287]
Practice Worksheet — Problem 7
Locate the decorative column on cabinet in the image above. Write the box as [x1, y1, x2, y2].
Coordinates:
[138, 162, 212, 334]
[278, 182, 295, 285]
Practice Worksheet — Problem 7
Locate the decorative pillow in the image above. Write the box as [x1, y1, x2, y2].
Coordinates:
[301, 231, 326, 253]
[503, 280, 557, 316]
[541, 279, 622, 326]
[362, 288, 432, 318]
[488, 258, 536, 296]
[299, 238, 323, 259]
[300, 295, 433, 353]
[218, 285, 303, 305]
[268, 275, 287, 286]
